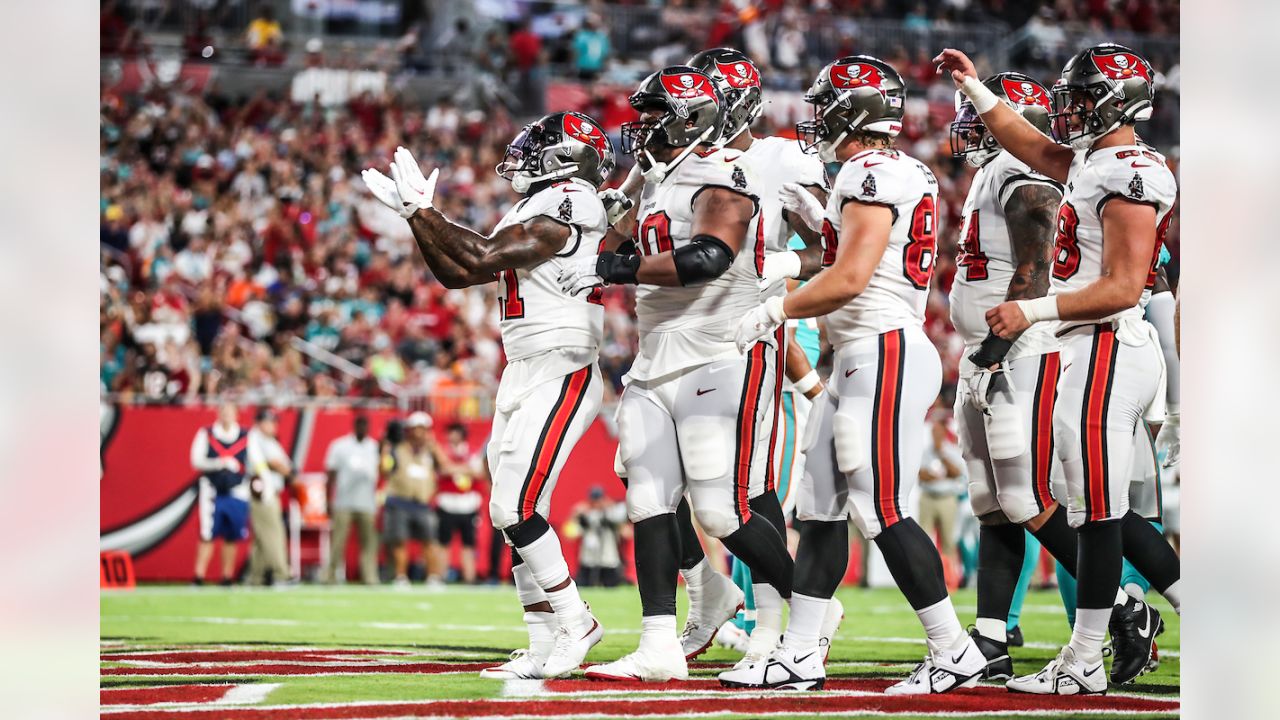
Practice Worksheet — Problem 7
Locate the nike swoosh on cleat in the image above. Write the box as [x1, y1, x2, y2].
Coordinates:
[792, 652, 816, 664]
[844, 368, 858, 378]
[1082, 665, 1101, 677]
[1137, 611, 1151, 638]
[696, 388, 715, 396]
[580, 619, 600, 640]
[951, 645, 970, 664]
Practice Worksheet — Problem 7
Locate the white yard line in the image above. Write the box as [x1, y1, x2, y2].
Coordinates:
[215, 683, 282, 705]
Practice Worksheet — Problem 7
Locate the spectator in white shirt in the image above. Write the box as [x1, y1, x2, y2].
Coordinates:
[324, 415, 381, 584]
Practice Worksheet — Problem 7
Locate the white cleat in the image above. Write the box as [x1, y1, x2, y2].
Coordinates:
[584, 639, 688, 682]
[884, 636, 985, 695]
[819, 597, 844, 664]
[714, 620, 752, 655]
[541, 612, 604, 678]
[681, 574, 745, 660]
[479, 648, 547, 679]
[1006, 646, 1107, 695]
[719, 643, 825, 690]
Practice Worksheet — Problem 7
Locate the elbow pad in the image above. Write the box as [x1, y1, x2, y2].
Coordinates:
[673, 234, 735, 286]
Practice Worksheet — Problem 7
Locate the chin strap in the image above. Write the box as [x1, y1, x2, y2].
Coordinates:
[641, 124, 719, 184]
[511, 163, 581, 193]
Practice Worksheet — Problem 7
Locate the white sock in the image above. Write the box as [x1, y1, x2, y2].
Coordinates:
[518, 531, 586, 625]
[1067, 607, 1109, 663]
[525, 611, 557, 658]
[975, 617, 1007, 643]
[1161, 579, 1181, 614]
[1123, 582, 1147, 602]
[783, 593, 828, 649]
[639, 614, 678, 652]
[512, 562, 547, 607]
[915, 596, 965, 655]
[1115, 587, 1131, 606]
[680, 558, 718, 614]
[748, 582, 784, 655]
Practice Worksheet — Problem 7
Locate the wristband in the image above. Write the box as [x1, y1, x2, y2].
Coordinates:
[1016, 295, 1060, 324]
[960, 76, 999, 114]
[792, 369, 820, 395]
[596, 252, 641, 285]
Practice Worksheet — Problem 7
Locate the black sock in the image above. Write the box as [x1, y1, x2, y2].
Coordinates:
[793, 519, 848, 598]
[675, 497, 706, 571]
[1076, 520, 1123, 610]
[510, 548, 523, 567]
[720, 515, 793, 599]
[1120, 510, 1180, 593]
[874, 518, 948, 611]
[749, 491, 787, 540]
[633, 514, 681, 616]
[1030, 504, 1078, 576]
[976, 522, 1024, 626]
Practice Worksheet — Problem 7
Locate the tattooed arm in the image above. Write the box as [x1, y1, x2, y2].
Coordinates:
[968, 182, 1061, 367]
[407, 210, 570, 289]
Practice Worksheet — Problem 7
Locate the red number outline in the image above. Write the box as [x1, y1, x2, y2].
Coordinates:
[902, 196, 937, 290]
[499, 269, 524, 319]
[1051, 202, 1081, 281]
[956, 209, 989, 281]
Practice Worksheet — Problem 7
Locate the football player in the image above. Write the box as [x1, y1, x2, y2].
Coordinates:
[557, 66, 795, 682]
[731, 55, 985, 694]
[943, 72, 1073, 681]
[937, 43, 1181, 694]
[361, 111, 615, 679]
[667, 47, 839, 669]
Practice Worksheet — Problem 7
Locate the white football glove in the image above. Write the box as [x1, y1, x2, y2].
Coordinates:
[390, 146, 438, 216]
[360, 168, 410, 218]
[1155, 412, 1180, 468]
[966, 364, 1012, 415]
[598, 188, 634, 227]
[558, 255, 604, 297]
[759, 250, 802, 289]
[780, 182, 825, 232]
[734, 295, 787, 354]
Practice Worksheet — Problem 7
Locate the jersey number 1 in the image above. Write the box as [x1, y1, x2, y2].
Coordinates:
[903, 196, 937, 290]
[499, 269, 524, 319]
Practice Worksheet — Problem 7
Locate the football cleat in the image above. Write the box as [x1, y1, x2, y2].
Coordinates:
[541, 611, 604, 678]
[819, 597, 844, 664]
[719, 643, 825, 690]
[585, 637, 688, 682]
[479, 648, 547, 680]
[1146, 641, 1161, 673]
[1108, 596, 1164, 684]
[714, 620, 752, 655]
[681, 574, 745, 660]
[1007, 646, 1107, 695]
[968, 627, 1013, 681]
[884, 636, 985, 695]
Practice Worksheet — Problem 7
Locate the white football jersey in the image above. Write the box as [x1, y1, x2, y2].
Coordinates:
[821, 148, 939, 347]
[492, 177, 607, 363]
[743, 136, 828, 298]
[1053, 145, 1177, 323]
[628, 147, 763, 382]
[949, 150, 1063, 360]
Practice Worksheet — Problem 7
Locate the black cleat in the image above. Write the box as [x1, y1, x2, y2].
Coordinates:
[968, 627, 1013, 680]
[1109, 597, 1164, 685]
[1007, 625, 1025, 647]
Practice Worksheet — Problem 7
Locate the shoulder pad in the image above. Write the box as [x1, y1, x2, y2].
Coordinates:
[833, 149, 916, 206]
[519, 180, 606, 230]
[674, 148, 760, 198]
[1095, 147, 1177, 214]
[991, 150, 1063, 206]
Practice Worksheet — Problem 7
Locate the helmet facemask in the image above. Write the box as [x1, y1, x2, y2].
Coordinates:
[949, 100, 999, 168]
[622, 70, 724, 183]
[1051, 46, 1155, 151]
[1050, 81, 1120, 151]
[797, 89, 865, 163]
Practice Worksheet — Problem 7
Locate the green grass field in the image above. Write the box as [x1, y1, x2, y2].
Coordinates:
[100, 583, 1178, 719]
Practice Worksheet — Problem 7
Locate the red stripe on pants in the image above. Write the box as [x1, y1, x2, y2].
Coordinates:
[763, 327, 785, 493]
[1082, 329, 1117, 522]
[1031, 352, 1061, 511]
[873, 330, 904, 527]
[734, 345, 768, 523]
[519, 367, 591, 519]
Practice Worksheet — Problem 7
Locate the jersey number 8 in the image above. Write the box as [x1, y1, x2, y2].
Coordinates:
[902, 196, 937, 290]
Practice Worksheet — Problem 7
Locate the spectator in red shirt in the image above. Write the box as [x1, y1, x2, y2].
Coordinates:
[508, 21, 541, 72]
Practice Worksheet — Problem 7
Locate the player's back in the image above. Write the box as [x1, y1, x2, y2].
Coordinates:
[821, 148, 938, 346]
[492, 178, 607, 362]
[629, 147, 762, 381]
[949, 150, 1062, 358]
[1054, 145, 1177, 323]
[744, 135, 829, 257]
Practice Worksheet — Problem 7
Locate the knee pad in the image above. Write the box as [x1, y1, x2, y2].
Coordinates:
[967, 475, 1000, 518]
[488, 498, 518, 532]
[693, 506, 739, 539]
[831, 409, 865, 474]
[676, 416, 731, 482]
[995, 488, 1036, 525]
